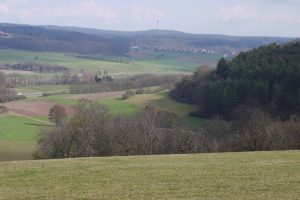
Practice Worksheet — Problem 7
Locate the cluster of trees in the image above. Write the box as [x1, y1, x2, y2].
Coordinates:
[0, 71, 23, 102]
[2, 62, 69, 73]
[6, 70, 105, 88]
[35, 102, 299, 159]
[75, 54, 132, 64]
[7, 69, 180, 92]
[94, 71, 113, 83]
[6, 72, 81, 88]
[122, 87, 168, 100]
[70, 74, 182, 94]
[171, 41, 300, 119]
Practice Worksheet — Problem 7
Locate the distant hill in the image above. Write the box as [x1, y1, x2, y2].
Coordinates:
[0, 23, 296, 55]
[0, 23, 129, 55]
[41, 25, 295, 53]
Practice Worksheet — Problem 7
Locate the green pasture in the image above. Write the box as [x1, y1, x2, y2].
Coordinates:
[93, 91, 203, 127]
[26, 90, 204, 126]
[15, 85, 70, 94]
[0, 151, 299, 199]
[99, 97, 140, 115]
[135, 51, 222, 71]
[0, 49, 135, 73]
[0, 48, 220, 74]
[0, 114, 49, 161]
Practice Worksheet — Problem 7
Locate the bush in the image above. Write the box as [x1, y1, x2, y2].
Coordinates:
[136, 88, 145, 94]
[122, 90, 135, 100]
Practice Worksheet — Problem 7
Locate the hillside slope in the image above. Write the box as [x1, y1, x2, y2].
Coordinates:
[0, 23, 294, 55]
[0, 24, 129, 55]
[43, 25, 294, 51]
[0, 151, 299, 199]
[171, 41, 300, 118]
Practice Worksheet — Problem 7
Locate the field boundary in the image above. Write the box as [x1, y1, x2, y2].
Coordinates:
[9, 112, 52, 125]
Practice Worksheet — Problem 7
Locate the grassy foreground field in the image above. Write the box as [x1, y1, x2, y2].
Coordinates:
[0, 151, 299, 199]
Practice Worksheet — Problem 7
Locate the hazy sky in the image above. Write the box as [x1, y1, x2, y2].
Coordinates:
[0, 0, 300, 37]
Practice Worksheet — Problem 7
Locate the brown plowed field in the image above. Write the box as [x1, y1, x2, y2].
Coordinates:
[5, 100, 74, 116]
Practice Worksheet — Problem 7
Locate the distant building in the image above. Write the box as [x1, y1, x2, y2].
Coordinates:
[131, 46, 139, 52]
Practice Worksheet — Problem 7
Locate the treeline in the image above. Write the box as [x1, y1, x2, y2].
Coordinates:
[69, 74, 183, 94]
[7, 70, 182, 91]
[171, 41, 300, 119]
[0, 24, 129, 55]
[1, 62, 69, 73]
[35, 102, 299, 159]
[7, 70, 111, 88]
[6, 73, 80, 87]
[74, 54, 132, 64]
[0, 71, 24, 102]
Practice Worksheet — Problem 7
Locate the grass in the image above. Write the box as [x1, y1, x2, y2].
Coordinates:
[0, 141, 37, 161]
[0, 114, 48, 161]
[29, 90, 204, 126]
[148, 92, 205, 127]
[28, 91, 204, 127]
[39, 95, 77, 106]
[135, 51, 223, 71]
[0, 49, 137, 73]
[0, 151, 299, 199]
[25, 94, 77, 106]
[99, 97, 140, 115]
[0, 48, 221, 74]
[15, 85, 70, 93]
[0, 114, 43, 141]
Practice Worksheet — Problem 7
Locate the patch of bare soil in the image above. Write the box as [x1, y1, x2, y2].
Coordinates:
[5, 100, 73, 116]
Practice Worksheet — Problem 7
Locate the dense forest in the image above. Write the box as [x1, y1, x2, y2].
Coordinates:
[171, 41, 300, 119]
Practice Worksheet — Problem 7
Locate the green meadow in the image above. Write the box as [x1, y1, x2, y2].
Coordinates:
[0, 114, 49, 161]
[0, 151, 298, 199]
[14, 85, 70, 94]
[0, 48, 222, 74]
[23, 90, 202, 125]
[83, 91, 203, 126]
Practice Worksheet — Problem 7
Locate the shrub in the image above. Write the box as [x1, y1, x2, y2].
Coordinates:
[136, 88, 145, 94]
[122, 90, 135, 100]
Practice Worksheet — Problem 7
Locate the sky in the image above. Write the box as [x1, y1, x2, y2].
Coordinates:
[0, 0, 300, 37]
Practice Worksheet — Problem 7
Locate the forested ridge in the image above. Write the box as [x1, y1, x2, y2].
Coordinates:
[0, 23, 292, 55]
[171, 41, 300, 119]
[0, 24, 129, 55]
